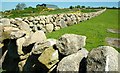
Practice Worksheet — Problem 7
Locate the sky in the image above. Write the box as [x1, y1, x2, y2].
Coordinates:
[1, 0, 120, 2]
[1, 1, 119, 11]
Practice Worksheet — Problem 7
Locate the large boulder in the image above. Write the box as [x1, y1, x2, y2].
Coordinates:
[87, 46, 119, 72]
[57, 48, 88, 72]
[23, 31, 46, 46]
[15, 21, 30, 32]
[56, 34, 86, 55]
[32, 39, 57, 55]
[38, 47, 59, 69]
[10, 30, 26, 39]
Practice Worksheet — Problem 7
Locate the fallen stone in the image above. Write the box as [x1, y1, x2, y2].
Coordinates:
[56, 34, 86, 55]
[107, 29, 120, 34]
[105, 37, 120, 48]
[87, 46, 119, 72]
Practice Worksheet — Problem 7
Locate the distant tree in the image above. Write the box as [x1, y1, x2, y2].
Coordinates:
[76, 5, 80, 8]
[15, 3, 26, 10]
[112, 7, 116, 9]
[69, 6, 74, 9]
[81, 6, 85, 8]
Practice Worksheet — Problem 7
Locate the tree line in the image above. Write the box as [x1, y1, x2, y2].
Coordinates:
[69, 5, 119, 9]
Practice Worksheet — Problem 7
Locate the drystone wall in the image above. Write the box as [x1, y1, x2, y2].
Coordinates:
[0, 9, 106, 33]
[0, 9, 119, 73]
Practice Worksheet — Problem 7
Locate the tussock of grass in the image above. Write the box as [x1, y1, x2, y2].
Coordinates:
[46, 9, 119, 52]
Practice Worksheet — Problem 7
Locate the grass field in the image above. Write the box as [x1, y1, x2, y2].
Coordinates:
[46, 9, 120, 52]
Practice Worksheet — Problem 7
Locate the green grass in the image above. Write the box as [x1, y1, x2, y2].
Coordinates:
[2, 8, 80, 18]
[46, 9, 120, 52]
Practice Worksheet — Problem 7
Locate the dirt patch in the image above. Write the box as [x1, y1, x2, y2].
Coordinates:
[107, 29, 120, 34]
[105, 37, 120, 48]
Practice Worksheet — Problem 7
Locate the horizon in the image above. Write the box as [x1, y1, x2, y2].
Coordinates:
[1, 2, 119, 11]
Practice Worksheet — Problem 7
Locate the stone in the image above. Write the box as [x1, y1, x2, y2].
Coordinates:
[3, 26, 19, 32]
[87, 46, 119, 72]
[57, 48, 88, 72]
[33, 20, 38, 24]
[10, 30, 26, 39]
[1, 18, 10, 25]
[46, 39, 57, 46]
[1, 27, 20, 40]
[38, 47, 59, 69]
[0, 43, 4, 48]
[18, 59, 27, 72]
[28, 17, 34, 22]
[17, 37, 26, 55]
[35, 17, 40, 21]
[15, 21, 30, 32]
[40, 20, 45, 25]
[40, 28, 46, 33]
[45, 24, 54, 33]
[54, 26, 60, 31]
[59, 19, 67, 28]
[23, 31, 46, 46]
[10, 18, 15, 24]
[107, 29, 120, 34]
[106, 37, 120, 48]
[15, 18, 23, 21]
[0, 50, 8, 68]
[56, 34, 86, 55]
[32, 39, 57, 54]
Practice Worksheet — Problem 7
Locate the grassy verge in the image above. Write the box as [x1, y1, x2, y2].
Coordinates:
[2, 8, 80, 18]
[46, 9, 120, 52]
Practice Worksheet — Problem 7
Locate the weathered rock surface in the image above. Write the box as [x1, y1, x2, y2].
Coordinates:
[87, 46, 119, 72]
[57, 48, 88, 72]
[32, 39, 57, 55]
[56, 34, 86, 55]
[15, 20, 30, 32]
[45, 24, 54, 33]
[23, 30, 46, 46]
[0, 18, 10, 25]
[38, 47, 59, 69]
